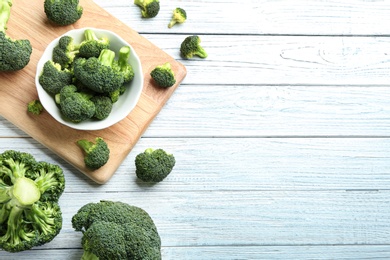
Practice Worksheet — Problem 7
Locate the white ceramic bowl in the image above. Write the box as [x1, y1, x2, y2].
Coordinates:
[35, 27, 143, 130]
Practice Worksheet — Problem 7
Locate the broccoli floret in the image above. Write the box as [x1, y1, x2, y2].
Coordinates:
[39, 60, 73, 95]
[44, 0, 83, 26]
[168, 7, 187, 28]
[73, 49, 124, 94]
[135, 148, 176, 182]
[134, 0, 160, 18]
[0, 150, 65, 252]
[77, 137, 110, 170]
[27, 100, 44, 115]
[52, 35, 80, 69]
[72, 200, 161, 260]
[150, 62, 176, 88]
[90, 96, 113, 120]
[0, 0, 32, 71]
[78, 29, 110, 58]
[108, 85, 127, 103]
[180, 35, 208, 59]
[57, 85, 96, 123]
[113, 46, 134, 83]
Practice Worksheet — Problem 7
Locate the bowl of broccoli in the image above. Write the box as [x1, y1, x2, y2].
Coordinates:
[35, 27, 144, 130]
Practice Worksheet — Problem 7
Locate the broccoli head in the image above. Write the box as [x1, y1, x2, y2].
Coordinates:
[150, 62, 176, 88]
[73, 49, 124, 94]
[44, 0, 83, 26]
[72, 200, 161, 260]
[0, 150, 65, 252]
[180, 35, 208, 59]
[39, 60, 73, 95]
[134, 0, 160, 18]
[113, 45, 134, 83]
[27, 100, 44, 115]
[77, 137, 110, 170]
[52, 35, 80, 69]
[135, 148, 176, 182]
[78, 29, 110, 58]
[90, 95, 113, 120]
[168, 7, 187, 28]
[0, 0, 32, 71]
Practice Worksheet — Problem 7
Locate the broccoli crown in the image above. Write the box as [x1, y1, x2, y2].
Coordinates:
[0, 150, 65, 252]
[77, 137, 110, 170]
[90, 95, 113, 120]
[150, 62, 176, 88]
[134, 0, 160, 18]
[72, 200, 161, 260]
[168, 7, 187, 28]
[180, 35, 208, 59]
[135, 148, 176, 182]
[44, 0, 83, 26]
[27, 100, 44, 115]
[113, 46, 134, 83]
[52, 35, 80, 69]
[39, 60, 73, 95]
[73, 49, 124, 94]
[78, 29, 110, 58]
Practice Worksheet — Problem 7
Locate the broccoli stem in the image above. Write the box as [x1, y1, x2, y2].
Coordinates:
[84, 29, 99, 42]
[81, 250, 100, 260]
[0, 0, 11, 32]
[1, 205, 24, 245]
[12, 177, 40, 206]
[77, 139, 93, 153]
[117, 46, 130, 69]
[98, 49, 115, 67]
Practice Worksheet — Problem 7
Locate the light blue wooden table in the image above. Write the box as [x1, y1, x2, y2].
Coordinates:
[1, 0, 390, 259]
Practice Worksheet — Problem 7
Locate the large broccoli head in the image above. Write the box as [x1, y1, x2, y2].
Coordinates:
[44, 0, 83, 26]
[180, 35, 208, 59]
[135, 148, 176, 182]
[0, 150, 65, 252]
[72, 200, 161, 260]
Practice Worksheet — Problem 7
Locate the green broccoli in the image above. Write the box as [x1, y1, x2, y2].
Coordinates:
[57, 85, 96, 123]
[168, 7, 187, 28]
[77, 137, 110, 170]
[52, 35, 80, 69]
[38, 60, 73, 95]
[73, 49, 124, 94]
[135, 148, 176, 182]
[0, 0, 32, 71]
[90, 95, 113, 120]
[0, 150, 65, 252]
[134, 0, 160, 18]
[113, 46, 134, 83]
[180, 35, 208, 59]
[108, 85, 127, 103]
[44, 0, 83, 26]
[72, 200, 161, 260]
[150, 62, 176, 88]
[27, 100, 44, 115]
[78, 29, 110, 58]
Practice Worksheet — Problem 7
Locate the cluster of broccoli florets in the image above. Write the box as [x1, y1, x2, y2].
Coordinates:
[38, 29, 135, 123]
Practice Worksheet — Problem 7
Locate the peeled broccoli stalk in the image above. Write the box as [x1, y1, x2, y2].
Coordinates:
[52, 35, 80, 69]
[0, 0, 32, 71]
[78, 29, 110, 58]
[0, 150, 65, 252]
[27, 100, 44, 115]
[150, 62, 176, 88]
[134, 0, 160, 18]
[168, 7, 187, 28]
[114, 46, 134, 83]
[39, 60, 73, 95]
[44, 0, 83, 26]
[77, 137, 110, 170]
[135, 148, 176, 182]
[72, 200, 161, 260]
[180, 35, 208, 59]
[74, 49, 125, 94]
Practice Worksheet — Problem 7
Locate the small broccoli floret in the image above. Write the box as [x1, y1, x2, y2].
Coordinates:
[27, 100, 44, 115]
[113, 46, 134, 83]
[39, 60, 73, 95]
[135, 148, 176, 182]
[90, 96, 113, 120]
[0, 150, 65, 252]
[77, 137, 110, 170]
[180, 35, 208, 59]
[72, 200, 161, 260]
[108, 85, 127, 103]
[150, 62, 176, 88]
[44, 0, 83, 26]
[73, 49, 124, 94]
[52, 35, 80, 69]
[168, 7, 187, 28]
[134, 0, 160, 18]
[0, 0, 32, 71]
[78, 29, 110, 58]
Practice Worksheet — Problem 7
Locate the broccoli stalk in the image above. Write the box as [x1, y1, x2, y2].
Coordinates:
[168, 7, 187, 28]
[114, 46, 134, 83]
[44, 0, 83, 26]
[134, 0, 160, 18]
[0, 0, 32, 71]
[150, 62, 176, 88]
[180, 35, 208, 59]
[77, 137, 110, 170]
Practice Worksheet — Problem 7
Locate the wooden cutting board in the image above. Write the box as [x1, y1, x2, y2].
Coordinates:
[0, 0, 186, 183]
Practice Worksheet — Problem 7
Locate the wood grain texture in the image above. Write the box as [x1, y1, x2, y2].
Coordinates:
[0, 0, 186, 184]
